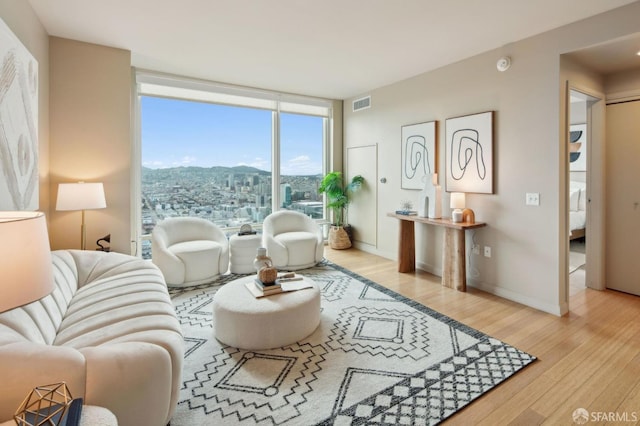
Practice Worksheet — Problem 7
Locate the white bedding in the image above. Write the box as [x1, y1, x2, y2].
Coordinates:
[570, 210, 586, 232]
[569, 181, 587, 236]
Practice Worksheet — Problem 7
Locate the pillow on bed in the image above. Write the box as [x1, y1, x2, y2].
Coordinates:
[579, 188, 587, 211]
[569, 188, 580, 211]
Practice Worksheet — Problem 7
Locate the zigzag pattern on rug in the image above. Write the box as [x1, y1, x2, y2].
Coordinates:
[169, 260, 535, 425]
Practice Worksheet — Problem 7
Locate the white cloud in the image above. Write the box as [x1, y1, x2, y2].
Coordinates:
[172, 156, 197, 166]
[282, 155, 320, 175]
[142, 160, 166, 168]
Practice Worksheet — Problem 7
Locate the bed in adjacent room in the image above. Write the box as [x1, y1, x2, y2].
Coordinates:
[569, 181, 587, 240]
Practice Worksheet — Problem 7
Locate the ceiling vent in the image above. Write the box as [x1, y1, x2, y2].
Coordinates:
[352, 96, 371, 112]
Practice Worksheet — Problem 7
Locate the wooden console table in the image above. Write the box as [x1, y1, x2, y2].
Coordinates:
[387, 213, 486, 292]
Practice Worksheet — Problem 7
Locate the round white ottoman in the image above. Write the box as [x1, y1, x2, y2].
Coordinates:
[212, 276, 321, 350]
[229, 234, 262, 274]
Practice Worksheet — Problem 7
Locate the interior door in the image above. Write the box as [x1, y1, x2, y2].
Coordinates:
[346, 145, 377, 247]
[605, 99, 640, 295]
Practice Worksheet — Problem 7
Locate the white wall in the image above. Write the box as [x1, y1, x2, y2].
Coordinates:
[0, 1, 50, 219]
[343, 2, 640, 315]
[49, 37, 132, 253]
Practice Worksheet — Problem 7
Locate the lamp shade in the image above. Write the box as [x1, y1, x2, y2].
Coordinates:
[0, 212, 54, 313]
[450, 192, 466, 209]
[56, 182, 106, 211]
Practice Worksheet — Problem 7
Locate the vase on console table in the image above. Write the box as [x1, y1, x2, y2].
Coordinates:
[417, 173, 442, 218]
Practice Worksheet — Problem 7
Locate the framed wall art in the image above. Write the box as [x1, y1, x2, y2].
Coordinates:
[401, 120, 437, 190]
[445, 111, 493, 194]
[569, 123, 586, 171]
[0, 17, 39, 210]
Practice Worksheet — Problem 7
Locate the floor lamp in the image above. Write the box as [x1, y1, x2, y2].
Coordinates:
[56, 182, 107, 250]
[0, 211, 54, 313]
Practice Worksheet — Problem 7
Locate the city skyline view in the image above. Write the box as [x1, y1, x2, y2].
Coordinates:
[141, 96, 324, 175]
[140, 95, 327, 259]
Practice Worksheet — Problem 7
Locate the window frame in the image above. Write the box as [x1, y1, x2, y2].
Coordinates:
[131, 70, 332, 257]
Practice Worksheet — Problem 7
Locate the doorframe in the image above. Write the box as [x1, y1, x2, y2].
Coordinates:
[564, 82, 606, 305]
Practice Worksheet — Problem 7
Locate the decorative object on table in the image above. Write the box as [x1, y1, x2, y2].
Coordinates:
[257, 264, 278, 285]
[254, 277, 282, 294]
[0, 17, 39, 211]
[171, 261, 535, 426]
[238, 223, 256, 236]
[401, 120, 438, 189]
[253, 247, 272, 271]
[450, 192, 465, 223]
[0, 211, 54, 313]
[396, 200, 416, 215]
[445, 111, 494, 194]
[462, 208, 475, 224]
[248, 273, 310, 298]
[569, 123, 587, 171]
[56, 182, 107, 250]
[417, 173, 442, 218]
[13, 382, 80, 426]
[318, 171, 364, 249]
[96, 234, 110, 252]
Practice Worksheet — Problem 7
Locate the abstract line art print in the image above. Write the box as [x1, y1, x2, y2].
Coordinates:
[445, 111, 493, 194]
[401, 121, 437, 190]
[0, 17, 39, 210]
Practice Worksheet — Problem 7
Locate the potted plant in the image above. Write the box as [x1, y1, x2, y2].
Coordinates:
[318, 171, 364, 249]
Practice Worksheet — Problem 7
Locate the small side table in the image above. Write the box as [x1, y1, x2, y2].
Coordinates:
[229, 233, 262, 274]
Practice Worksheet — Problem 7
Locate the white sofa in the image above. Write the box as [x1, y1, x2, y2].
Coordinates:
[0, 250, 184, 426]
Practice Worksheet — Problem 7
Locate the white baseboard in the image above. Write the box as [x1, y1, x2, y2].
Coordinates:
[468, 278, 564, 316]
[346, 244, 565, 316]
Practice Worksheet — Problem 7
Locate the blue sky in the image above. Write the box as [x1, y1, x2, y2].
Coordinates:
[141, 96, 323, 175]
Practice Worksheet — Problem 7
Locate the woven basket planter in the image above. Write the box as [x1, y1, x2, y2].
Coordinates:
[329, 226, 352, 250]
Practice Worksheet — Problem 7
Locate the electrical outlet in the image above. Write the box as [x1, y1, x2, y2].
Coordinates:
[526, 192, 540, 206]
[472, 244, 480, 255]
[484, 246, 492, 258]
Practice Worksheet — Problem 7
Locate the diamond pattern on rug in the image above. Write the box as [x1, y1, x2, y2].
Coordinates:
[170, 261, 536, 425]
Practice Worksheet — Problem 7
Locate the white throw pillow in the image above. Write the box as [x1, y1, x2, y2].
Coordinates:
[569, 189, 580, 211]
[579, 188, 587, 211]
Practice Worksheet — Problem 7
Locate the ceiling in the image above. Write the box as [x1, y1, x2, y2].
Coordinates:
[565, 32, 640, 75]
[28, 0, 639, 100]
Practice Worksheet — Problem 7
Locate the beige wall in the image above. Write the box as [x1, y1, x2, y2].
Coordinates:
[49, 37, 132, 253]
[343, 2, 640, 315]
[0, 1, 50, 219]
[605, 68, 640, 102]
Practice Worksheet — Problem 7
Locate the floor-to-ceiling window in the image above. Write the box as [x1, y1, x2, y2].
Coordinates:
[134, 72, 331, 259]
[279, 112, 325, 217]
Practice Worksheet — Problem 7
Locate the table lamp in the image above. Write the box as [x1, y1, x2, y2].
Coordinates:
[0, 212, 54, 313]
[450, 192, 465, 223]
[56, 182, 107, 250]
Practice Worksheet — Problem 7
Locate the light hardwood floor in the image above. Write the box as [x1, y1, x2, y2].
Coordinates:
[323, 247, 640, 426]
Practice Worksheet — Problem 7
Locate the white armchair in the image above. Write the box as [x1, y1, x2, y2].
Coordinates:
[152, 217, 229, 286]
[262, 210, 324, 270]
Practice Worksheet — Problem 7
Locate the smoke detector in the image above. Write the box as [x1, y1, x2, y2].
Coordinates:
[496, 56, 511, 72]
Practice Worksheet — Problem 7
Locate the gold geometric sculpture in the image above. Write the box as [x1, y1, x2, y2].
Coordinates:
[14, 382, 73, 426]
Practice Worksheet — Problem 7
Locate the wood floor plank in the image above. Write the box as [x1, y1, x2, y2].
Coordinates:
[323, 247, 640, 425]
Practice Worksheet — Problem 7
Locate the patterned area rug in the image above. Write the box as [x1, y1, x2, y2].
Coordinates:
[169, 261, 535, 425]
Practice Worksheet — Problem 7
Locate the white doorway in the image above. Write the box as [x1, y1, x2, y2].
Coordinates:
[567, 87, 606, 298]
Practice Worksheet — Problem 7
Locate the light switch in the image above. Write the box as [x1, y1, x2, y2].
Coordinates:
[526, 192, 540, 206]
